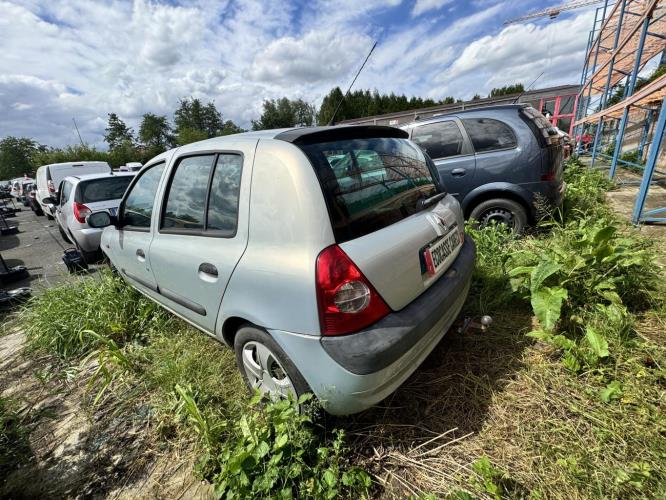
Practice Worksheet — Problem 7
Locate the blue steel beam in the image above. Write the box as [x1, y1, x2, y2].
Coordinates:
[592, 0, 627, 167]
[639, 109, 654, 157]
[609, 15, 651, 178]
[578, 1, 609, 155]
[632, 95, 666, 224]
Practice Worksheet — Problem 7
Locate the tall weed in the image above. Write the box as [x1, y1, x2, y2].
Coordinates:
[21, 270, 171, 359]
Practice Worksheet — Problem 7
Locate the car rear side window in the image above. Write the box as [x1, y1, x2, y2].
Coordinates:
[300, 137, 438, 243]
[461, 118, 517, 153]
[60, 181, 72, 205]
[122, 162, 166, 229]
[78, 177, 134, 203]
[411, 121, 464, 159]
[162, 155, 214, 231]
[206, 154, 242, 235]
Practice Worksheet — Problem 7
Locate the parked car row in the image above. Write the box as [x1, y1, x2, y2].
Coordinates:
[26, 104, 563, 415]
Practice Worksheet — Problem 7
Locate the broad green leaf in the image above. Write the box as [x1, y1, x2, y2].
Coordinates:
[600, 380, 623, 403]
[507, 265, 533, 277]
[593, 225, 616, 245]
[531, 286, 568, 332]
[323, 469, 337, 488]
[274, 433, 289, 450]
[529, 260, 561, 293]
[585, 326, 609, 358]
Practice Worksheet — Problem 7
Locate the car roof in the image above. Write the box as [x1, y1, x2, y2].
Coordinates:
[401, 104, 528, 129]
[63, 172, 135, 183]
[151, 125, 408, 162]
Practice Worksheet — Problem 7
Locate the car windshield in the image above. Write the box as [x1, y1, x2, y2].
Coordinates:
[78, 176, 134, 203]
[300, 137, 438, 243]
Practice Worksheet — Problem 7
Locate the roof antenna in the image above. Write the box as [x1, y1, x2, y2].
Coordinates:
[327, 41, 378, 126]
[72, 117, 85, 147]
[512, 72, 545, 104]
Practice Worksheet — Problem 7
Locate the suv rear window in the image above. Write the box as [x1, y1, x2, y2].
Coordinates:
[78, 176, 134, 203]
[461, 118, 517, 152]
[300, 138, 438, 243]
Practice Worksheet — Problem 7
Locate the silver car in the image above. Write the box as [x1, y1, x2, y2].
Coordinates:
[51, 172, 135, 260]
[88, 126, 476, 415]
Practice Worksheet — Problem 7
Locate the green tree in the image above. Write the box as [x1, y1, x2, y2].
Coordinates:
[252, 98, 316, 130]
[174, 98, 224, 142]
[488, 83, 524, 98]
[318, 87, 345, 125]
[32, 144, 109, 167]
[104, 113, 135, 150]
[220, 120, 246, 136]
[139, 113, 173, 150]
[0, 137, 42, 179]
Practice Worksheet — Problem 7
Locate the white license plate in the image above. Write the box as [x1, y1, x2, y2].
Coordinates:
[423, 228, 462, 276]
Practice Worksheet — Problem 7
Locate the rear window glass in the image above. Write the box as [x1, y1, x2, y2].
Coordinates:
[411, 121, 464, 159]
[300, 138, 438, 243]
[461, 118, 517, 153]
[78, 176, 133, 203]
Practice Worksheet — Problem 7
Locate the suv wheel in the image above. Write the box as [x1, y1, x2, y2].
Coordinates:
[234, 326, 310, 402]
[470, 198, 528, 234]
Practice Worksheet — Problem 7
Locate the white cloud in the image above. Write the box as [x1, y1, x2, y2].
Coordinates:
[412, 0, 453, 17]
[0, 0, 592, 148]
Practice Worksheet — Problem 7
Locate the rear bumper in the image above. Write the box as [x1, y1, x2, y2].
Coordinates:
[70, 227, 103, 251]
[269, 235, 476, 415]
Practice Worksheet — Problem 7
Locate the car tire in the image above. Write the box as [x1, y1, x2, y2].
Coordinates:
[58, 224, 72, 243]
[234, 326, 311, 403]
[469, 198, 528, 234]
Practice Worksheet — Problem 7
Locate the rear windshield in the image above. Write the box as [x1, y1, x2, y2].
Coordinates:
[520, 106, 561, 147]
[77, 176, 133, 203]
[300, 137, 438, 243]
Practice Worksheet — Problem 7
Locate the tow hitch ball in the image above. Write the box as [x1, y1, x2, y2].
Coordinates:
[458, 315, 493, 334]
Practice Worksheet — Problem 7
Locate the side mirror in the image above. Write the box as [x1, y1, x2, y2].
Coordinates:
[41, 196, 57, 205]
[86, 211, 116, 228]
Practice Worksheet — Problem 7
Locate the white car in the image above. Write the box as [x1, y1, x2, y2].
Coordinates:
[36, 161, 111, 219]
[46, 172, 135, 261]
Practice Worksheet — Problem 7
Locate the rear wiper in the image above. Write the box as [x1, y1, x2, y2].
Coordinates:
[416, 192, 446, 211]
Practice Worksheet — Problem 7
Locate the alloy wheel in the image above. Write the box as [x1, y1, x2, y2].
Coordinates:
[241, 341, 295, 400]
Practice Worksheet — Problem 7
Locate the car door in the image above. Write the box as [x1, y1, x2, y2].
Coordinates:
[106, 162, 167, 295]
[56, 180, 73, 229]
[148, 143, 254, 333]
[410, 119, 476, 199]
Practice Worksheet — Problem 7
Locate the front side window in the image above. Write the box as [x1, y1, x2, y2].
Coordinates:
[60, 181, 72, 205]
[162, 155, 215, 231]
[411, 121, 464, 159]
[461, 118, 517, 153]
[300, 138, 438, 242]
[122, 162, 166, 228]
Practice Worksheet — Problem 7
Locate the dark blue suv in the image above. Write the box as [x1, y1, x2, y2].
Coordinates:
[403, 105, 565, 233]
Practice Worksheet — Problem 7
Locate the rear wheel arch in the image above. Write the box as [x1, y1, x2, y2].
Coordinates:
[221, 316, 252, 347]
[463, 188, 532, 222]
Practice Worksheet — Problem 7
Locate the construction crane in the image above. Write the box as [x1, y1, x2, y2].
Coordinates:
[504, 0, 606, 25]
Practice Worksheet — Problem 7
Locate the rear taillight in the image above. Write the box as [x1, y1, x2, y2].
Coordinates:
[47, 180, 55, 193]
[73, 202, 91, 223]
[315, 245, 390, 336]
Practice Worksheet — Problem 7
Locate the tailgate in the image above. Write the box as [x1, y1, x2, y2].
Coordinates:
[340, 194, 465, 311]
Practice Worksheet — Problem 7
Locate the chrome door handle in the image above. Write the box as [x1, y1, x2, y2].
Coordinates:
[198, 262, 218, 277]
[451, 168, 466, 177]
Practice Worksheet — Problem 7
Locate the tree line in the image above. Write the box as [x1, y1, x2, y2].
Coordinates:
[0, 83, 524, 179]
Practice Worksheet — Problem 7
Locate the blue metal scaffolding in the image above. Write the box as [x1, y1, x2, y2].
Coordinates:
[574, 0, 666, 224]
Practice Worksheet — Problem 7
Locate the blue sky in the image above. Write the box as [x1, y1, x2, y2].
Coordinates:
[0, 0, 599, 148]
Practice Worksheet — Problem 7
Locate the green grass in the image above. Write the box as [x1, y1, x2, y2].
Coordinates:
[14, 156, 666, 498]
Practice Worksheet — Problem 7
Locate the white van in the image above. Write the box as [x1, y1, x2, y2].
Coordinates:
[36, 161, 111, 218]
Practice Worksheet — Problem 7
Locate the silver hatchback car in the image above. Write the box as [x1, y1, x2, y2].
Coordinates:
[88, 126, 476, 415]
